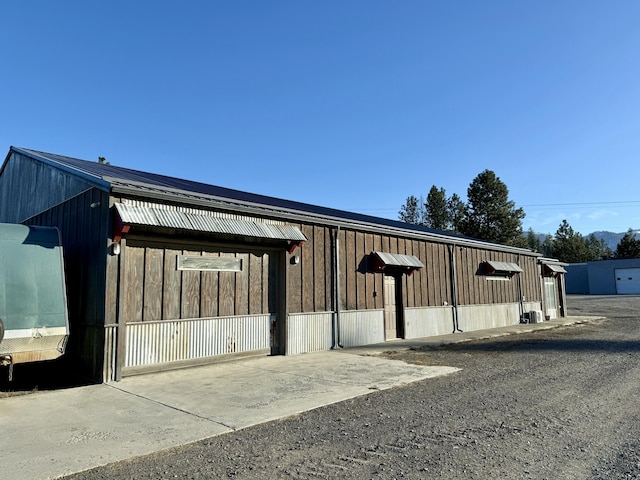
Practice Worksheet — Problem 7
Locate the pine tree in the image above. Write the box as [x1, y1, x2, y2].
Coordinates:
[424, 186, 449, 230]
[398, 195, 424, 225]
[459, 170, 525, 246]
[614, 229, 640, 259]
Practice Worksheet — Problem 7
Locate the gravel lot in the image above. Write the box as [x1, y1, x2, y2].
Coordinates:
[66, 295, 640, 479]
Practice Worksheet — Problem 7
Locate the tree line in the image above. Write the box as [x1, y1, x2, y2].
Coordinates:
[399, 170, 640, 263]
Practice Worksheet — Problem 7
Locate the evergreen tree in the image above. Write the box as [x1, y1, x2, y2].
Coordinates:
[549, 220, 590, 263]
[447, 193, 466, 234]
[526, 228, 542, 253]
[398, 195, 424, 225]
[585, 233, 612, 260]
[614, 229, 640, 259]
[459, 170, 525, 246]
[424, 186, 449, 230]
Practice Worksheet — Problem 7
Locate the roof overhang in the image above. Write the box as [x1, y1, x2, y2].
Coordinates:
[371, 251, 424, 275]
[113, 203, 307, 249]
[483, 260, 523, 277]
[538, 257, 568, 276]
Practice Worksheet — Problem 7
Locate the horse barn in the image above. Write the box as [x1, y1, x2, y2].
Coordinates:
[0, 147, 567, 382]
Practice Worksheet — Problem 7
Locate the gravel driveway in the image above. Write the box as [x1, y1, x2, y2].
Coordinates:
[65, 295, 640, 479]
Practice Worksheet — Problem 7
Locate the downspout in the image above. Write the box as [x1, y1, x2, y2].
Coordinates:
[332, 226, 343, 349]
[448, 244, 462, 333]
[516, 254, 525, 323]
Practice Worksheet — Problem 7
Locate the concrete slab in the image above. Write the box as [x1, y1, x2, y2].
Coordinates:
[0, 351, 458, 480]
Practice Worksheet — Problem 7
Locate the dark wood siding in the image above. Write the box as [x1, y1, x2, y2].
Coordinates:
[0, 152, 100, 224]
[453, 247, 535, 305]
[24, 188, 110, 380]
[120, 239, 276, 323]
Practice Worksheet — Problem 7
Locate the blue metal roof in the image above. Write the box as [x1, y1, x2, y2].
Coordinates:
[9, 146, 536, 254]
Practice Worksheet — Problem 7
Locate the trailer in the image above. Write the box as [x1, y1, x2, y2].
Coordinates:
[0, 223, 69, 379]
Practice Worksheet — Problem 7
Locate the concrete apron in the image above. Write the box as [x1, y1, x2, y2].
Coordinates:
[0, 351, 459, 480]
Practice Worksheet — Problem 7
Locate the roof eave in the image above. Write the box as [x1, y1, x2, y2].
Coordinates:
[110, 182, 539, 257]
[9, 146, 111, 192]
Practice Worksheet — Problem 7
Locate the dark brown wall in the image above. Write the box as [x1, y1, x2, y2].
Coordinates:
[288, 223, 541, 314]
[0, 152, 100, 224]
[25, 188, 110, 379]
[117, 238, 277, 323]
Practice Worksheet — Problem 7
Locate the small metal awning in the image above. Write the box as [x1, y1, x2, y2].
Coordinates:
[114, 203, 307, 244]
[371, 251, 424, 275]
[483, 260, 523, 276]
[539, 258, 568, 277]
[544, 264, 567, 274]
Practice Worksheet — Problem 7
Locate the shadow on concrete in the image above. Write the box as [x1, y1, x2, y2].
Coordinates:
[428, 337, 640, 354]
[0, 357, 93, 395]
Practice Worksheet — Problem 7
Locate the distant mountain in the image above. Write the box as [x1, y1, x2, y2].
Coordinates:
[527, 230, 640, 251]
[589, 230, 640, 250]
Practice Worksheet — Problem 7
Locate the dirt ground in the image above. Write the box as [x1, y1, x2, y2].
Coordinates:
[60, 294, 640, 479]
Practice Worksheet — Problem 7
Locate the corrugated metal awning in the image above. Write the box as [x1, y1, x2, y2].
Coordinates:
[484, 261, 523, 275]
[114, 203, 307, 242]
[371, 251, 424, 274]
[544, 264, 567, 274]
[539, 257, 568, 276]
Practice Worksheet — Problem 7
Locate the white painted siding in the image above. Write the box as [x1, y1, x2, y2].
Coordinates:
[404, 306, 454, 338]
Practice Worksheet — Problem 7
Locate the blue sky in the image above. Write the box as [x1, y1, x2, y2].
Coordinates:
[1, 2, 639, 235]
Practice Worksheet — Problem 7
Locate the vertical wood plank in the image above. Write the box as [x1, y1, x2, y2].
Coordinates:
[373, 234, 382, 309]
[123, 245, 144, 323]
[339, 229, 347, 310]
[143, 247, 164, 321]
[288, 226, 303, 313]
[219, 252, 236, 317]
[163, 249, 182, 320]
[105, 252, 119, 325]
[324, 227, 333, 312]
[356, 231, 366, 310]
[405, 240, 415, 308]
[264, 253, 273, 314]
[416, 240, 425, 307]
[444, 244, 452, 305]
[181, 250, 201, 319]
[201, 251, 219, 317]
[314, 225, 326, 312]
[346, 230, 356, 310]
[302, 224, 314, 312]
[234, 252, 249, 316]
[426, 243, 436, 306]
[364, 233, 374, 309]
[249, 252, 262, 315]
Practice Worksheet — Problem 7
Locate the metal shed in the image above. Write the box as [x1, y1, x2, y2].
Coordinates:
[0, 146, 561, 382]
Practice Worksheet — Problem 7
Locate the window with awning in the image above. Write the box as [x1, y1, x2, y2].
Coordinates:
[542, 263, 567, 277]
[482, 260, 522, 279]
[370, 251, 424, 275]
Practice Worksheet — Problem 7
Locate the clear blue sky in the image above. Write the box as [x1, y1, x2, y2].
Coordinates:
[1, 2, 639, 235]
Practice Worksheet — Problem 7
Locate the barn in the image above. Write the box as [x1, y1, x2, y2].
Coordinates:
[0, 147, 567, 382]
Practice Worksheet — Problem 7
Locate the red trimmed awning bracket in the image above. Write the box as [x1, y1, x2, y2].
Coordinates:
[113, 210, 130, 243]
[287, 241, 304, 254]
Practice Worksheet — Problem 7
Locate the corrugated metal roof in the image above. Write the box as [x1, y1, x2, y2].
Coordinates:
[115, 203, 307, 241]
[544, 264, 567, 274]
[10, 147, 540, 256]
[373, 252, 424, 268]
[485, 261, 523, 273]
